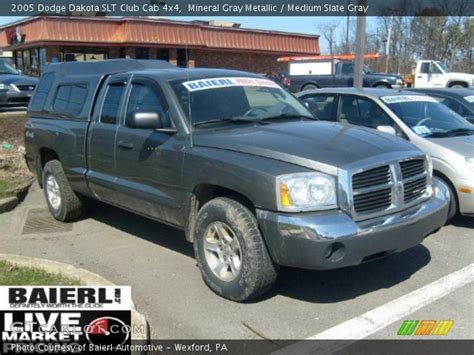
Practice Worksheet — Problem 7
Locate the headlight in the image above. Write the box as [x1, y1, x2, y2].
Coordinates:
[396, 79, 404, 85]
[466, 157, 474, 171]
[277, 172, 337, 211]
[0, 83, 8, 90]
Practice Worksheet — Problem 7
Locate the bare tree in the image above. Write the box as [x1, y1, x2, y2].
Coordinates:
[315, 21, 340, 56]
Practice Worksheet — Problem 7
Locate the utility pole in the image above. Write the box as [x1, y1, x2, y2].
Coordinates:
[345, 0, 350, 52]
[384, 16, 394, 73]
[353, 0, 367, 88]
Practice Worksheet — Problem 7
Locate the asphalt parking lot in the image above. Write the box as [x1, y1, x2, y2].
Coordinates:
[1, 183, 472, 340]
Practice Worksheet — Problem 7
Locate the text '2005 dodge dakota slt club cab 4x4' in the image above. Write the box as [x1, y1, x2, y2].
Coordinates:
[25, 60, 449, 301]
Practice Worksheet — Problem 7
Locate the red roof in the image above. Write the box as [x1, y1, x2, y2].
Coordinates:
[0, 16, 320, 55]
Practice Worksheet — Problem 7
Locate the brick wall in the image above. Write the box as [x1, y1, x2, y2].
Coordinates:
[194, 49, 287, 74]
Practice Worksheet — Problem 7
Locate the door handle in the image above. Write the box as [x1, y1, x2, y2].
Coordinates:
[118, 141, 134, 149]
[417, 76, 422, 79]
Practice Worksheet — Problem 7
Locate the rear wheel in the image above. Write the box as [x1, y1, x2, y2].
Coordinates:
[42, 160, 83, 222]
[302, 84, 318, 91]
[194, 197, 278, 302]
[449, 83, 467, 88]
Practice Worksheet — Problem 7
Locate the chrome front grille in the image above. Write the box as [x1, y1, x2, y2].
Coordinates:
[353, 187, 392, 214]
[400, 159, 425, 179]
[352, 165, 391, 189]
[404, 176, 427, 203]
[349, 157, 430, 220]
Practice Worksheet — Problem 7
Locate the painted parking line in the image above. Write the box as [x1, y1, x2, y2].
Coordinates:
[308, 263, 473, 340]
[273, 263, 474, 354]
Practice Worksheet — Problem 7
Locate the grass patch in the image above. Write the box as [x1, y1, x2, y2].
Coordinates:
[0, 260, 81, 285]
[0, 179, 18, 199]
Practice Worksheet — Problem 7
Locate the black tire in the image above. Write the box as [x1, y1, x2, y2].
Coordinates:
[302, 84, 318, 91]
[42, 160, 83, 222]
[449, 83, 466, 88]
[435, 176, 458, 224]
[194, 197, 278, 302]
[374, 83, 390, 89]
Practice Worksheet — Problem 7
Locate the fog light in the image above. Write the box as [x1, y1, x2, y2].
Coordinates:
[324, 242, 346, 262]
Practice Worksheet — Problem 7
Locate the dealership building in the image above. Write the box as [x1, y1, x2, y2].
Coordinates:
[0, 16, 320, 76]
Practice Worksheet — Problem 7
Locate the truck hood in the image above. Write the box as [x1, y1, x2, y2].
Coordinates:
[427, 135, 474, 159]
[0, 74, 38, 85]
[444, 72, 474, 81]
[193, 121, 418, 173]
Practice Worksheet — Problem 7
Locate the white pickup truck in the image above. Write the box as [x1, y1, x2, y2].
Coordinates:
[412, 60, 474, 88]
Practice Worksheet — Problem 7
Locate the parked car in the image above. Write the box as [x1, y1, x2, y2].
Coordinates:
[25, 60, 449, 301]
[0, 60, 38, 108]
[297, 88, 474, 221]
[283, 59, 404, 92]
[409, 60, 474, 88]
[407, 88, 474, 124]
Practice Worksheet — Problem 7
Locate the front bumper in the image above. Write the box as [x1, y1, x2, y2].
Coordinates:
[257, 179, 449, 270]
[0, 90, 33, 106]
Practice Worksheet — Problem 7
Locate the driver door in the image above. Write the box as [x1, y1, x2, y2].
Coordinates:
[113, 77, 184, 226]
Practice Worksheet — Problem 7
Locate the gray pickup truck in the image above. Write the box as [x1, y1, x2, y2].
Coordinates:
[25, 59, 449, 301]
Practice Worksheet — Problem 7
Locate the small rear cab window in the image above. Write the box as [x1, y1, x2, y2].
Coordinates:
[53, 83, 89, 116]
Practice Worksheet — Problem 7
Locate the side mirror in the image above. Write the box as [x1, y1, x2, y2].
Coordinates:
[377, 125, 397, 135]
[127, 112, 162, 129]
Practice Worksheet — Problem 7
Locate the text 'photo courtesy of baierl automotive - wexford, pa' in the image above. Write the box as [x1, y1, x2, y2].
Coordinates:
[0, 0, 472, 354]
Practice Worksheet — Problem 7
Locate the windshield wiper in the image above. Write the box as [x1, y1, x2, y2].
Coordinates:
[193, 114, 316, 127]
[446, 128, 474, 135]
[193, 117, 257, 127]
[256, 114, 317, 122]
[426, 128, 474, 138]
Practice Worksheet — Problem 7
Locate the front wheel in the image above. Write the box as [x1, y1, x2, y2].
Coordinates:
[436, 177, 458, 224]
[194, 198, 278, 302]
[42, 160, 83, 222]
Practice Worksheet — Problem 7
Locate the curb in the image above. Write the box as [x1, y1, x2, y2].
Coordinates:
[0, 178, 34, 214]
[0, 196, 18, 213]
[0, 254, 149, 341]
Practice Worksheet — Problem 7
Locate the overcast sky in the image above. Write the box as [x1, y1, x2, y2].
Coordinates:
[0, 16, 378, 53]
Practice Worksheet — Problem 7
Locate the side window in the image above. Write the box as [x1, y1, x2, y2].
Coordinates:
[341, 63, 354, 75]
[430, 63, 442, 74]
[100, 84, 126, 124]
[52, 83, 88, 115]
[420, 63, 430, 74]
[302, 94, 336, 121]
[30, 72, 55, 112]
[126, 83, 170, 128]
[339, 96, 392, 129]
[437, 97, 466, 116]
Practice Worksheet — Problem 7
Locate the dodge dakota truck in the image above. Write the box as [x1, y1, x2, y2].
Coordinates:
[25, 60, 449, 301]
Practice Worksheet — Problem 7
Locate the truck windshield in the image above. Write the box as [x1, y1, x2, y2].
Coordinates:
[383, 96, 473, 138]
[435, 61, 450, 73]
[0, 60, 20, 75]
[170, 76, 314, 127]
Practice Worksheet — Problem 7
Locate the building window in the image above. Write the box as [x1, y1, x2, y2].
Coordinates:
[61, 48, 108, 62]
[14, 51, 23, 71]
[177, 49, 188, 68]
[136, 48, 149, 60]
[156, 49, 169, 62]
[22, 49, 31, 75]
